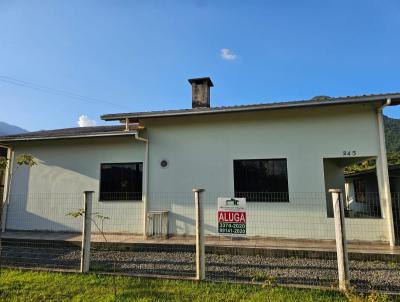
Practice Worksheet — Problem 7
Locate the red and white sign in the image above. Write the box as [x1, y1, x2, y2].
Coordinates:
[217, 211, 246, 223]
[217, 197, 246, 236]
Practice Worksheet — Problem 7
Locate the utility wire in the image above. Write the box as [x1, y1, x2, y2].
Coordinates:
[0, 75, 131, 110]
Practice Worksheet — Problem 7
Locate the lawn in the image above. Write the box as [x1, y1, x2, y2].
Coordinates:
[0, 269, 397, 302]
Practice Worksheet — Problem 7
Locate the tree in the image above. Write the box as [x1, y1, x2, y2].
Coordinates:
[66, 210, 117, 299]
[344, 116, 400, 174]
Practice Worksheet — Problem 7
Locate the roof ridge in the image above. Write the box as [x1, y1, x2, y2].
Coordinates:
[101, 92, 400, 121]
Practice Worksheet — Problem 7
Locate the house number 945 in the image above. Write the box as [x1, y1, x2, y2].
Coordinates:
[343, 150, 357, 156]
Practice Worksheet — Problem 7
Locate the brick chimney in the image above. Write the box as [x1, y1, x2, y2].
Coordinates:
[188, 77, 214, 108]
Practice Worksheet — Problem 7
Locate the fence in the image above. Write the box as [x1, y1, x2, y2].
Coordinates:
[0, 193, 83, 272]
[1, 190, 399, 295]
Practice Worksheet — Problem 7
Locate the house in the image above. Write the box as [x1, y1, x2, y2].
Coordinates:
[0, 77, 399, 245]
[345, 164, 400, 215]
[345, 164, 400, 239]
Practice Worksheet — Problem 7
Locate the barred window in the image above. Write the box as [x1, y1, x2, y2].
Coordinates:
[233, 159, 289, 202]
[0, 148, 6, 199]
[100, 163, 143, 201]
[0, 147, 6, 157]
[354, 179, 366, 203]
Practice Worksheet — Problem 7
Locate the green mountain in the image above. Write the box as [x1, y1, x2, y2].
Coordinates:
[385, 116, 400, 153]
[345, 115, 400, 174]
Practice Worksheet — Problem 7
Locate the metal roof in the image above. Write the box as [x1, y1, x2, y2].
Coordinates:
[101, 92, 400, 122]
[0, 125, 138, 143]
[345, 164, 400, 178]
[1, 92, 399, 143]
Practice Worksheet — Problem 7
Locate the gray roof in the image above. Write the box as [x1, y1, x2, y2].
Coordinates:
[2, 91, 399, 143]
[0, 125, 138, 143]
[101, 92, 400, 122]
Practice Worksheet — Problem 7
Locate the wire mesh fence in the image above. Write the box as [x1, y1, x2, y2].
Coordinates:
[0, 190, 399, 294]
[0, 193, 83, 272]
[199, 191, 400, 292]
[393, 192, 400, 246]
[1, 239, 80, 271]
[345, 191, 400, 293]
[89, 192, 196, 278]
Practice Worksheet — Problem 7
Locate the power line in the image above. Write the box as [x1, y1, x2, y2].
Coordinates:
[0, 75, 131, 110]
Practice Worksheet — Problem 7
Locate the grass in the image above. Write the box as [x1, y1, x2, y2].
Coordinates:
[0, 268, 398, 302]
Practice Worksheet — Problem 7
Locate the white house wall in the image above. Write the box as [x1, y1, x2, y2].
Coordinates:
[6, 137, 145, 233]
[144, 103, 387, 241]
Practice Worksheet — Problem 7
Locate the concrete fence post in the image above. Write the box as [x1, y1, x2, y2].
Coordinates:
[329, 189, 349, 291]
[193, 188, 205, 281]
[80, 191, 94, 273]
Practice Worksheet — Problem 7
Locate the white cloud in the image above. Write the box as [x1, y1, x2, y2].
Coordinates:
[220, 48, 237, 61]
[77, 115, 97, 127]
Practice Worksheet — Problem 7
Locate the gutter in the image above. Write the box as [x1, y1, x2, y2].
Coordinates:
[134, 131, 149, 238]
[376, 99, 395, 247]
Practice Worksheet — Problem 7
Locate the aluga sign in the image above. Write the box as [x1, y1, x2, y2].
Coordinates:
[217, 197, 246, 236]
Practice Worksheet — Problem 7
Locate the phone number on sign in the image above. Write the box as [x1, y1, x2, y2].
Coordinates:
[218, 222, 246, 229]
[218, 228, 246, 234]
[218, 222, 246, 234]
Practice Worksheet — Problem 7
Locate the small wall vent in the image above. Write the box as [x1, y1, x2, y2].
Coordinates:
[160, 159, 169, 168]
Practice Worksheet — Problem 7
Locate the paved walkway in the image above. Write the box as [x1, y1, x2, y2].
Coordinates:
[2, 230, 399, 256]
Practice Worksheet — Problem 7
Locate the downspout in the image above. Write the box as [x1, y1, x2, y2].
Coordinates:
[377, 98, 395, 246]
[134, 130, 149, 238]
[1, 146, 14, 232]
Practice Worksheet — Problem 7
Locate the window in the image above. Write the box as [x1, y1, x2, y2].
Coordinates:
[233, 159, 289, 202]
[0, 170, 4, 199]
[0, 148, 6, 199]
[100, 163, 143, 201]
[354, 179, 366, 203]
[0, 148, 7, 157]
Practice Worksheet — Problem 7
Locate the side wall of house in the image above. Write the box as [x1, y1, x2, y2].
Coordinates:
[6, 137, 145, 233]
[144, 103, 388, 241]
[323, 159, 347, 217]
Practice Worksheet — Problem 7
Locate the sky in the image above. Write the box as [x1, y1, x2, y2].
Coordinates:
[0, 0, 399, 131]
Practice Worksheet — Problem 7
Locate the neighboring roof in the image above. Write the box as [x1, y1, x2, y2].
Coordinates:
[345, 164, 400, 178]
[0, 125, 138, 143]
[101, 92, 400, 122]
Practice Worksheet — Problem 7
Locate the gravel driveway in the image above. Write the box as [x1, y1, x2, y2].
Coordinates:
[1, 242, 399, 292]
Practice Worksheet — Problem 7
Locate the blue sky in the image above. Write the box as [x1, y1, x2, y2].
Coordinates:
[0, 0, 399, 131]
